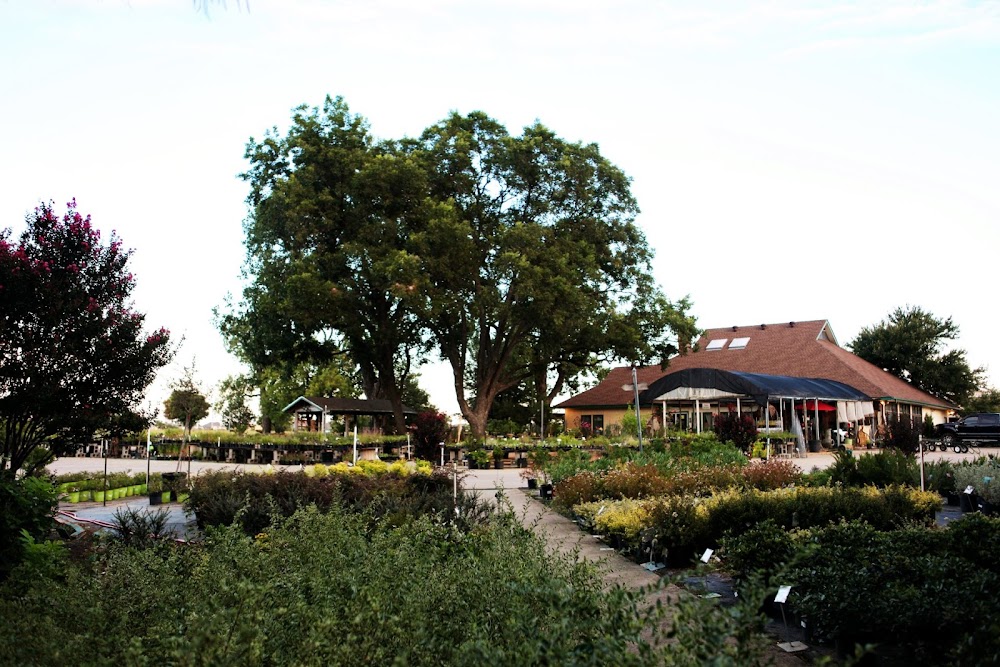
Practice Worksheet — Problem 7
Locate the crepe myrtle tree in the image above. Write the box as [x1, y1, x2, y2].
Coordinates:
[0, 199, 173, 479]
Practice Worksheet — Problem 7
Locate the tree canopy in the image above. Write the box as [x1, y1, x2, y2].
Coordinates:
[224, 97, 697, 439]
[849, 305, 984, 407]
[221, 96, 428, 434]
[410, 112, 697, 436]
[0, 200, 172, 478]
[164, 365, 210, 441]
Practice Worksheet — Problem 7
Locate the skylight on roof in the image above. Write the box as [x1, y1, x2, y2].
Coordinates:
[706, 338, 727, 351]
[729, 337, 750, 350]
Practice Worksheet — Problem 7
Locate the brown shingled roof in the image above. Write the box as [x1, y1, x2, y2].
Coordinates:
[554, 320, 954, 410]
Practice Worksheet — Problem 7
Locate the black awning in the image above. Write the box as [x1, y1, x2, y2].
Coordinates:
[640, 368, 870, 406]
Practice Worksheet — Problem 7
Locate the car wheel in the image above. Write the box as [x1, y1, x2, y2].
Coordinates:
[961, 444, 970, 454]
[942, 434, 955, 450]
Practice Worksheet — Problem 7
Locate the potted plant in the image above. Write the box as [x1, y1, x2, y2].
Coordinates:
[147, 475, 163, 505]
[162, 472, 188, 503]
[537, 471, 553, 500]
[469, 449, 490, 470]
[493, 445, 505, 469]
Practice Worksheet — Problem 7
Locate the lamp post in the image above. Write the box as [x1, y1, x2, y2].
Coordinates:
[622, 366, 648, 453]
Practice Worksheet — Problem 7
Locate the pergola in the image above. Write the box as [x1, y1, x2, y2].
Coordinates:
[639, 368, 874, 450]
[282, 396, 418, 434]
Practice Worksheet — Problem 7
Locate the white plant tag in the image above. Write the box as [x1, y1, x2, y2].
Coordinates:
[701, 548, 714, 563]
[775, 585, 792, 604]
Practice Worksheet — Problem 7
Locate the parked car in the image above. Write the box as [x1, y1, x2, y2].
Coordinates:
[935, 413, 1000, 449]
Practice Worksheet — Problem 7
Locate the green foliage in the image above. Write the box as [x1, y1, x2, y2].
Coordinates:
[664, 572, 771, 665]
[620, 405, 640, 439]
[0, 504, 686, 666]
[226, 95, 427, 435]
[580, 485, 941, 563]
[849, 305, 984, 407]
[554, 458, 800, 509]
[782, 518, 1000, 662]
[922, 459, 956, 495]
[110, 507, 173, 549]
[163, 363, 210, 438]
[486, 417, 520, 436]
[922, 413, 936, 438]
[719, 519, 796, 586]
[186, 468, 479, 536]
[952, 458, 1000, 504]
[828, 449, 918, 488]
[0, 476, 59, 579]
[0, 199, 172, 477]
[964, 387, 1000, 414]
[411, 110, 698, 438]
[215, 375, 256, 434]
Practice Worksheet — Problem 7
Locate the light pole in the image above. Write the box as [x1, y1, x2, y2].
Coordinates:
[622, 366, 648, 453]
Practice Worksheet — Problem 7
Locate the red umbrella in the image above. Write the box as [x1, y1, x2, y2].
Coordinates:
[799, 399, 836, 412]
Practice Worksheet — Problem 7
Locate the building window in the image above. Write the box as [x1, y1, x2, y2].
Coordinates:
[580, 414, 604, 435]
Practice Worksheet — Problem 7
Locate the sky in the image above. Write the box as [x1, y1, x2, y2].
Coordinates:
[2, 0, 999, 422]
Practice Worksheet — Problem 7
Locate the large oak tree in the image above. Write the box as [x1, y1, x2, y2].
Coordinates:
[222, 96, 428, 433]
[0, 200, 172, 478]
[225, 98, 696, 439]
[411, 113, 697, 437]
[849, 305, 984, 407]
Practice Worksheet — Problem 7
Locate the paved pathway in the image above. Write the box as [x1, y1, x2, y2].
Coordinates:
[462, 470, 802, 665]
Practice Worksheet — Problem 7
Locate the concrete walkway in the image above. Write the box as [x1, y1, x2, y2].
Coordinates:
[463, 470, 802, 665]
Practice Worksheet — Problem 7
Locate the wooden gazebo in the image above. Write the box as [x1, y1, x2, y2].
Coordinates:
[282, 396, 417, 434]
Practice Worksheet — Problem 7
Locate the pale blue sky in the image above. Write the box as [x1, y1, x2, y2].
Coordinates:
[2, 1, 998, 419]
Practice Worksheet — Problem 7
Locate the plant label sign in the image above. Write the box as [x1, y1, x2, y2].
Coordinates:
[965, 485, 975, 495]
[700, 548, 714, 563]
[775, 585, 792, 604]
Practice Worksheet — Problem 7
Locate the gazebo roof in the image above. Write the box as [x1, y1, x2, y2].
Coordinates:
[282, 396, 418, 416]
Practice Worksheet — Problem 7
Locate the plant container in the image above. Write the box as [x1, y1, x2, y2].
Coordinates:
[149, 492, 162, 506]
[526, 478, 537, 490]
[93, 490, 106, 502]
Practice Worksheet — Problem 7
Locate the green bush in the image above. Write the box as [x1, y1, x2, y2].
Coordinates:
[0, 506, 701, 666]
[719, 519, 796, 586]
[952, 460, 1000, 504]
[187, 469, 483, 536]
[783, 518, 1000, 662]
[0, 476, 59, 580]
[828, 449, 918, 488]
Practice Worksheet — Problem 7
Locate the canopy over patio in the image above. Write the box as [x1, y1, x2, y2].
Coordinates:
[640, 368, 871, 405]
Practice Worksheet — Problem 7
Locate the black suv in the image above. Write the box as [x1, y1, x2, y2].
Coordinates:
[935, 413, 1000, 449]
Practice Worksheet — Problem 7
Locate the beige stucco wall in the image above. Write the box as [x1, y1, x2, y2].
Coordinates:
[563, 407, 656, 434]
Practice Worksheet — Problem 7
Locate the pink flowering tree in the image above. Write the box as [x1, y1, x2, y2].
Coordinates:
[0, 199, 173, 478]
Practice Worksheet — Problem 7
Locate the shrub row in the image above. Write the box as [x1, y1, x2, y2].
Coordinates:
[304, 459, 433, 477]
[553, 458, 800, 509]
[573, 485, 941, 565]
[187, 468, 481, 536]
[722, 514, 1000, 663]
[540, 434, 749, 485]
